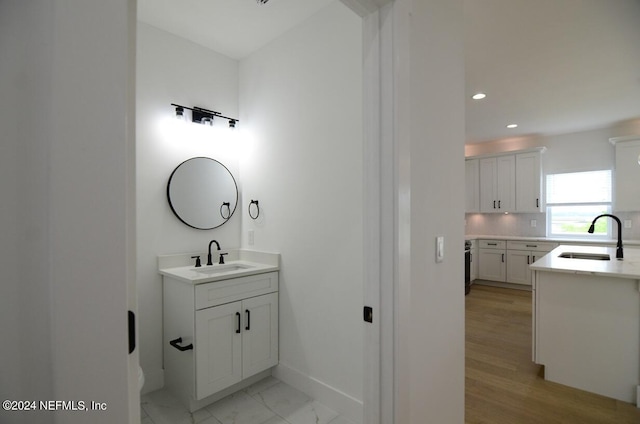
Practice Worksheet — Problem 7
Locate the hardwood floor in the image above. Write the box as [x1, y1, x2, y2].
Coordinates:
[465, 284, 640, 424]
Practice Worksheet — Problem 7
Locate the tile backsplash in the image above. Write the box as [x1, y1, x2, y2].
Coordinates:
[465, 211, 640, 240]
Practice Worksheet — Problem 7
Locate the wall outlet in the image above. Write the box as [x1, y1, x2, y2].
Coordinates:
[624, 220, 632, 229]
[530, 220, 537, 228]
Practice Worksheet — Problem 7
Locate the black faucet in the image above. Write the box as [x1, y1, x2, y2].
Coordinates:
[207, 240, 221, 266]
[588, 214, 623, 260]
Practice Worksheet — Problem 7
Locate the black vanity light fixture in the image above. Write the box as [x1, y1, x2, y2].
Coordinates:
[171, 103, 239, 129]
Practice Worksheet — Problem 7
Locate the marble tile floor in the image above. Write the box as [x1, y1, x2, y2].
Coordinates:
[140, 376, 357, 424]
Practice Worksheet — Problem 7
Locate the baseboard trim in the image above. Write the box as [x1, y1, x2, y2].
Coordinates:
[273, 363, 363, 424]
[473, 279, 532, 291]
[141, 368, 164, 396]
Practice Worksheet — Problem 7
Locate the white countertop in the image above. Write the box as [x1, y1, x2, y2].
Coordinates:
[466, 234, 640, 246]
[159, 260, 279, 284]
[530, 244, 640, 279]
[158, 249, 280, 285]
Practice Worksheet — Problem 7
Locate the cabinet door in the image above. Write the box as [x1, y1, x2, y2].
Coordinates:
[614, 139, 640, 211]
[242, 293, 279, 379]
[465, 159, 480, 213]
[496, 155, 515, 212]
[478, 249, 506, 281]
[516, 152, 542, 212]
[506, 250, 532, 285]
[479, 158, 498, 212]
[195, 301, 242, 399]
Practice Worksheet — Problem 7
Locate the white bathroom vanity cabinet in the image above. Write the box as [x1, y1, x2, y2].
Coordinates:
[159, 251, 280, 411]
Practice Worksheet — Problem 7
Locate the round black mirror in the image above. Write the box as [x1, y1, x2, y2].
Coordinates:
[167, 157, 238, 230]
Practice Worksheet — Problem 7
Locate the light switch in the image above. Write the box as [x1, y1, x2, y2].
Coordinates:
[530, 220, 537, 228]
[436, 236, 444, 263]
[624, 220, 632, 229]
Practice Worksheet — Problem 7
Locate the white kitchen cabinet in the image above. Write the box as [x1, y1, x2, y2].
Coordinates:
[506, 249, 532, 285]
[478, 239, 506, 281]
[465, 159, 480, 213]
[163, 271, 279, 411]
[611, 137, 640, 211]
[479, 156, 515, 213]
[515, 152, 543, 212]
[505, 241, 556, 285]
[507, 240, 557, 286]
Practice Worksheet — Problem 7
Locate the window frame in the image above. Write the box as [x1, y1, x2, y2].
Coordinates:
[545, 169, 613, 240]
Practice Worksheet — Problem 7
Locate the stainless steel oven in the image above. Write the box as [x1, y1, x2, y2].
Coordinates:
[464, 241, 471, 295]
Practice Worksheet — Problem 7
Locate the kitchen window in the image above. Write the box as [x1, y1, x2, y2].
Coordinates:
[546, 170, 612, 238]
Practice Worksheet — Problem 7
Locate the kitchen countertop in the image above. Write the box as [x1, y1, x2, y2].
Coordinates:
[530, 244, 640, 279]
[465, 234, 640, 246]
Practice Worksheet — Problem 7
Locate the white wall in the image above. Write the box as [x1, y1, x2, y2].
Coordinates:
[0, 4, 54, 423]
[465, 123, 640, 239]
[393, 0, 466, 422]
[1, 1, 136, 423]
[136, 22, 241, 392]
[239, 2, 364, 420]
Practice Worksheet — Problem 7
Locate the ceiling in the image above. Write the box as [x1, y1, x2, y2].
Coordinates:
[138, 0, 640, 144]
[465, 0, 640, 144]
[137, 0, 334, 60]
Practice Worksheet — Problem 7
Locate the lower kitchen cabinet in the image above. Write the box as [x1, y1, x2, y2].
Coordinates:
[506, 250, 532, 285]
[478, 240, 506, 281]
[506, 241, 556, 285]
[476, 239, 558, 286]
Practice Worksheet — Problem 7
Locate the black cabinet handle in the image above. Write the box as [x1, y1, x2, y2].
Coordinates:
[533, 255, 536, 262]
[498, 200, 501, 209]
[493, 200, 496, 209]
[527, 255, 530, 265]
[169, 337, 193, 352]
[128, 310, 135, 354]
[536, 198, 539, 208]
[488, 242, 497, 246]
[236, 312, 241, 334]
[526, 244, 537, 248]
[501, 253, 505, 262]
[245, 309, 251, 331]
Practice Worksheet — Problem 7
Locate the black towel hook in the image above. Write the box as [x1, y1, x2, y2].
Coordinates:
[248, 200, 260, 220]
[220, 202, 231, 220]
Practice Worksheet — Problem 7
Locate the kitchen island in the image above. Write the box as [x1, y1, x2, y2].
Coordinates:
[530, 245, 640, 404]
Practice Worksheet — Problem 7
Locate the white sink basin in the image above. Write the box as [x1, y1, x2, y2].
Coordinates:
[191, 263, 255, 274]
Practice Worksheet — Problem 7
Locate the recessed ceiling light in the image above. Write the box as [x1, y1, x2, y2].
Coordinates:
[506, 124, 518, 129]
[471, 93, 486, 100]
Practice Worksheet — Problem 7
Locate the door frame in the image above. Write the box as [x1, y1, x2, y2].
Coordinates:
[341, 1, 396, 423]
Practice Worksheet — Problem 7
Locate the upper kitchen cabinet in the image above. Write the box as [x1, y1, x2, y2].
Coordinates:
[611, 136, 640, 212]
[465, 159, 480, 213]
[467, 148, 545, 214]
[515, 152, 543, 212]
[479, 155, 515, 213]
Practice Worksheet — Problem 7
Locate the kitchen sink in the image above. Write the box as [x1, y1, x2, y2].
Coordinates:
[558, 252, 611, 261]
